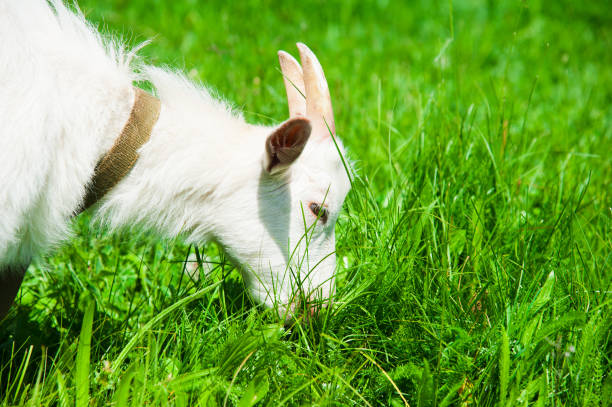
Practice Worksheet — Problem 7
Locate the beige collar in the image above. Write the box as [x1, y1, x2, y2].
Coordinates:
[79, 87, 161, 213]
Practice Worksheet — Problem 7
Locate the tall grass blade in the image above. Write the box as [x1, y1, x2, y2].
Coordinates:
[417, 359, 433, 407]
[113, 363, 139, 407]
[531, 271, 555, 315]
[10, 345, 33, 404]
[56, 370, 69, 407]
[237, 372, 269, 407]
[499, 328, 509, 407]
[76, 299, 95, 407]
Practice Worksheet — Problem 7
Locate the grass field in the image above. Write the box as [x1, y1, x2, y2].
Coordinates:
[1, 0, 611, 405]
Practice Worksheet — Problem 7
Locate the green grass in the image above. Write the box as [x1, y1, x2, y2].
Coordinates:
[1, 0, 611, 405]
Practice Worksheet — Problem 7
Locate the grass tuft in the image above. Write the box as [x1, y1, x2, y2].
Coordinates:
[1, 0, 610, 405]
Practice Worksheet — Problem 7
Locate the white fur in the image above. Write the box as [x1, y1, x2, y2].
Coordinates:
[0, 0, 350, 314]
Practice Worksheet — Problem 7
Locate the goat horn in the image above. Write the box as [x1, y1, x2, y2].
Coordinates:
[278, 50, 307, 118]
[296, 42, 336, 136]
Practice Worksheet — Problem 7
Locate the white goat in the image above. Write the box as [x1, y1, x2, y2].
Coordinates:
[0, 0, 351, 319]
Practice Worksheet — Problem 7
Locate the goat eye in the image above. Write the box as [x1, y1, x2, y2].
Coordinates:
[309, 202, 329, 223]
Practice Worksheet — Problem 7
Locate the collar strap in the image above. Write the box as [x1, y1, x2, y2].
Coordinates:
[80, 87, 161, 213]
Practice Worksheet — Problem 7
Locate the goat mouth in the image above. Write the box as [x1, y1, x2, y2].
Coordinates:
[282, 295, 333, 328]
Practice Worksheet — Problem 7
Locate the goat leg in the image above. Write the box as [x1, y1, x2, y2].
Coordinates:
[0, 264, 28, 320]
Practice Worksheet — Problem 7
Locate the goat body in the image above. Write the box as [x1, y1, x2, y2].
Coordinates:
[0, 0, 350, 318]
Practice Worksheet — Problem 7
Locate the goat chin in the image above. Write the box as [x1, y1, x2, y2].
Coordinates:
[0, 0, 351, 316]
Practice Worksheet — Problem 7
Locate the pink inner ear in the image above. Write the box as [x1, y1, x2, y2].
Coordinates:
[265, 118, 312, 173]
[277, 121, 305, 148]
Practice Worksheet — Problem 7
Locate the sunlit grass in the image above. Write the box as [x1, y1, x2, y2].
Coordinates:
[1, 0, 610, 405]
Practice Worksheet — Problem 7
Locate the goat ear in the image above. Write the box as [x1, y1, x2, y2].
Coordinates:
[264, 117, 312, 174]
